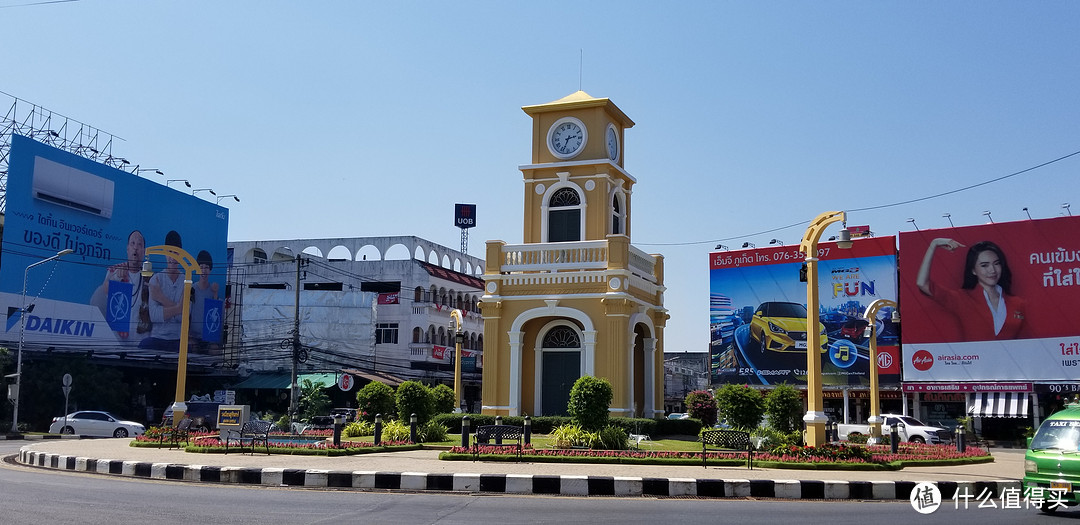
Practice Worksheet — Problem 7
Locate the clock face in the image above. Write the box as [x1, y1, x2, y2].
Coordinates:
[548, 117, 586, 158]
[606, 125, 619, 161]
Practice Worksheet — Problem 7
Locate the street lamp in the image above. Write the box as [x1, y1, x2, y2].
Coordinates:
[799, 211, 851, 446]
[449, 309, 465, 413]
[141, 244, 198, 426]
[216, 194, 240, 204]
[167, 179, 191, 188]
[193, 188, 216, 197]
[11, 248, 74, 433]
[863, 299, 898, 439]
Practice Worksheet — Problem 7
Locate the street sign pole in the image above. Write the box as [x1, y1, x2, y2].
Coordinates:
[61, 373, 72, 434]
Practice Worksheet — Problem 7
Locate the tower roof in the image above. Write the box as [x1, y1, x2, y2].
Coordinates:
[521, 90, 635, 128]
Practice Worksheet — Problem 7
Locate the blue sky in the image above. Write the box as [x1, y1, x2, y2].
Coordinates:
[3, 1, 1078, 354]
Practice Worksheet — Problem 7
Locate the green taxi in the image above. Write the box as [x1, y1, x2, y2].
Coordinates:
[1025, 403, 1080, 514]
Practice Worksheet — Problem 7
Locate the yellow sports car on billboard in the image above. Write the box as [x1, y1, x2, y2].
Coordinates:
[749, 301, 828, 352]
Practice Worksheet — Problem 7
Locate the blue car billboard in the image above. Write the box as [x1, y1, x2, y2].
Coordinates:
[709, 236, 900, 386]
[0, 135, 228, 363]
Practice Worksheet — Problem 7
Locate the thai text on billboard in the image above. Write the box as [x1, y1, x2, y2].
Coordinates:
[709, 236, 899, 386]
[898, 216, 1080, 381]
[0, 135, 229, 364]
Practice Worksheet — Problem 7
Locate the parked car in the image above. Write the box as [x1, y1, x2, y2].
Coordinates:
[837, 414, 948, 444]
[49, 411, 146, 438]
[330, 408, 359, 421]
[666, 412, 689, 420]
[749, 301, 828, 353]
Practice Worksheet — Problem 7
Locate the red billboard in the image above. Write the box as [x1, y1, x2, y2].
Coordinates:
[898, 216, 1080, 381]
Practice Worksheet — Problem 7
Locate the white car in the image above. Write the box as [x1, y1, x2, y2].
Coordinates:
[49, 411, 146, 438]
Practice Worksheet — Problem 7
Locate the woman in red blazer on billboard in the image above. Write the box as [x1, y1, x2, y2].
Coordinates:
[916, 238, 1027, 341]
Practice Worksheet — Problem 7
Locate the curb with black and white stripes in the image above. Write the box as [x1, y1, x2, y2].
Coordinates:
[17, 449, 1021, 500]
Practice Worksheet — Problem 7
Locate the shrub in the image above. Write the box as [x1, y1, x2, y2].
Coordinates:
[750, 426, 802, 449]
[430, 383, 457, 414]
[551, 423, 593, 448]
[356, 381, 396, 422]
[607, 417, 657, 437]
[342, 420, 374, 438]
[395, 380, 435, 424]
[764, 383, 802, 433]
[715, 384, 764, 429]
[420, 421, 449, 442]
[597, 425, 630, 450]
[275, 414, 291, 431]
[567, 376, 613, 431]
[380, 419, 411, 442]
[685, 390, 718, 426]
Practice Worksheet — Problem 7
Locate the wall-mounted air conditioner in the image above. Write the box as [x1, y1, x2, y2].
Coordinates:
[32, 156, 115, 219]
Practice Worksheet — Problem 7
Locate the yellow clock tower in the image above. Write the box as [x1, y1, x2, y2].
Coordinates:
[480, 91, 667, 418]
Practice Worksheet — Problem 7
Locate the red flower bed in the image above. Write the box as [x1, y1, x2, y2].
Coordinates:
[452, 442, 989, 465]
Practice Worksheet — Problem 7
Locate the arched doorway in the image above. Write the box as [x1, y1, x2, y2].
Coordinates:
[539, 324, 581, 416]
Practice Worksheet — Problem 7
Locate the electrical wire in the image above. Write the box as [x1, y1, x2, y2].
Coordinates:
[635, 147, 1080, 247]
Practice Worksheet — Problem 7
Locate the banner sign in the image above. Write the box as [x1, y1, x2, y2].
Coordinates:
[708, 236, 899, 386]
[902, 382, 1033, 393]
[432, 345, 447, 360]
[0, 136, 229, 364]
[898, 216, 1080, 381]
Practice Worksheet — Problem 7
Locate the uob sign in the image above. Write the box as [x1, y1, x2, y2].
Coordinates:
[455, 203, 476, 228]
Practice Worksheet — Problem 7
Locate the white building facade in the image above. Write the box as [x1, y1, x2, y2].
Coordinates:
[226, 236, 485, 405]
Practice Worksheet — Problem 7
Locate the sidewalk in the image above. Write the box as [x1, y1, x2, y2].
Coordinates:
[14, 437, 1023, 501]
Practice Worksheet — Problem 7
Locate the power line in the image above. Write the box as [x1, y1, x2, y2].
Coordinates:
[636, 147, 1080, 247]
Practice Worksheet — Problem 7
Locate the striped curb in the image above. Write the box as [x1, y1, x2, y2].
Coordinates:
[16, 448, 1021, 500]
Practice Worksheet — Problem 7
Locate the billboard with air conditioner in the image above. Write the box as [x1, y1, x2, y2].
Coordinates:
[708, 236, 899, 387]
[898, 216, 1080, 381]
[0, 134, 229, 364]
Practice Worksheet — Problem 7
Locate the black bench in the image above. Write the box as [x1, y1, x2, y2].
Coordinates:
[159, 417, 193, 449]
[473, 424, 524, 461]
[225, 420, 273, 455]
[701, 429, 753, 469]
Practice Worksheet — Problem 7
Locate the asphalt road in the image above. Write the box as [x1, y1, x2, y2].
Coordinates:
[0, 442, 1069, 524]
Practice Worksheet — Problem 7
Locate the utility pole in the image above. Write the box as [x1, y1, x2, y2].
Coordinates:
[289, 255, 304, 429]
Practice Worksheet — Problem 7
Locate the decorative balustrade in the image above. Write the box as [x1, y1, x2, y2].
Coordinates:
[493, 240, 659, 288]
[498, 240, 608, 271]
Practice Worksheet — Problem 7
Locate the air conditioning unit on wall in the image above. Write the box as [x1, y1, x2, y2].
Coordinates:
[32, 156, 115, 219]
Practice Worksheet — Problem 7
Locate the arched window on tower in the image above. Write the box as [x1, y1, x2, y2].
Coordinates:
[611, 192, 624, 235]
[548, 187, 582, 242]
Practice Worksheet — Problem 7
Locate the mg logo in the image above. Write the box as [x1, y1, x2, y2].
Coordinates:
[877, 351, 893, 370]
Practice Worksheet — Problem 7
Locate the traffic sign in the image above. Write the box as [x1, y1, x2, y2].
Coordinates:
[338, 373, 354, 392]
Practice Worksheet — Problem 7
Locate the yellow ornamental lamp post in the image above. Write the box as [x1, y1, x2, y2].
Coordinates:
[798, 211, 852, 447]
[863, 299, 898, 439]
[450, 309, 465, 413]
[142, 244, 198, 426]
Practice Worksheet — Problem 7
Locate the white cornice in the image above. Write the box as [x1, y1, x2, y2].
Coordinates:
[519, 159, 636, 184]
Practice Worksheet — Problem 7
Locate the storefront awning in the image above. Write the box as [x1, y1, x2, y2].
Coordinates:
[230, 372, 340, 390]
[230, 373, 290, 390]
[969, 392, 1029, 418]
